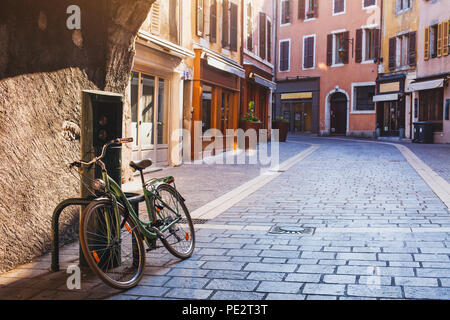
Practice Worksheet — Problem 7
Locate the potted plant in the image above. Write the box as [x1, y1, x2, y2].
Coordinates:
[272, 116, 289, 142]
[240, 101, 262, 149]
[306, 10, 315, 18]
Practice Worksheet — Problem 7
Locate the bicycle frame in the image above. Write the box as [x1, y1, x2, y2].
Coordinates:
[100, 169, 182, 248]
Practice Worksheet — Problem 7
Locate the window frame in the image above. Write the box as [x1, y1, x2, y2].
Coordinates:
[362, 27, 377, 63]
[304, 0, 317, 22]
[351, 82, 376, 114]
[396, 0, 412, 15]
[333, 0, 346, 16]
[280, 0, 291, 27]
[331, 30, 346, 67]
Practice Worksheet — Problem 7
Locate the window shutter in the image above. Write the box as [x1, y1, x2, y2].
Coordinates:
[305, 37, 314, 68]
[210, 0, 217, 43]
[280, 41, 289, 71]
[246, 2, 252, 50]
[259, 12, 266, 59]
[327, 34, 333, 66]
[437, 22, 443, 58]
[355, 29, 363, 63]
[342, 31, 349, 64]
[424, 26, 430, 61]
[334, 0, 344, 14]
[149, 1, 161, 35]
[408, 31, 417, 66]
[314, 0, 319, 18]
[222, 0, 229, 48]
[443, 20, 449, 56]
[230, 2, 238, 52]
[196, 0, 203, 37]
[388, 37, 396, 70]
[298, 0, 305, 20]
[267, 20, 272, 63]
[374, 28, 380, 59]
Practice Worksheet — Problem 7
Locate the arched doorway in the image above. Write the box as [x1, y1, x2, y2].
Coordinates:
[330, 92, 348, 135]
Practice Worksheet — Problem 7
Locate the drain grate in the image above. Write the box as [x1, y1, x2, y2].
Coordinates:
[269, 225, 315, 235]
[181, 218, 209, 224]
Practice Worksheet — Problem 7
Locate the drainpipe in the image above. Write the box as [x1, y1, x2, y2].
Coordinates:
[273, 0, 278, 120]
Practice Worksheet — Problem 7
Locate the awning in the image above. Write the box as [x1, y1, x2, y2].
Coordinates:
[372, 93, 399, 102]
[408, 79, 444, 92]
[204, 54, 245, 78]
[250, 73, 277, 90]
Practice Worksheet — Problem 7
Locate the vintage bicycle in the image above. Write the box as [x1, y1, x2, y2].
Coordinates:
[69, 137, 195, 289]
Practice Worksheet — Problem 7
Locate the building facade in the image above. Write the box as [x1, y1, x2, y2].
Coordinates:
[182, 0, 244, 160]
[242, 0, 277, 138]
[129, 0, 194, 167]
[375, 0, 419, 139]
[408, 0, 449, 144]
[274, 0, 381, 138]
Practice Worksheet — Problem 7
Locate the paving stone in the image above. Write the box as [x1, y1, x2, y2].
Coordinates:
[247, 272, 286, 281]
[416, 268, 450, 278]
[323, 275, 356, 284]
[413, 254, 450, 262]
[211, 291, 265, 300]
[302, 284, 345, 296]
[378, 253, 413, 262]
[404, 286, 450, 300]
[337, 253, 377, 260]
[347, 285, 403, 299]
[205, 270, 249, 280]
[164, 277, 211, 289]
[202, 262, 245, 271]
[166, 268, 210, 278]
[123, 286, 170, 297]
[284, 273, 322, 283]
[226, 249, 261, 257]
[205, 279, 259, 292]
[256, 281, 302, 294]
[265, 293, 305, 300]
[297, 265, 336, 274]
[164, 288, 213, 300]
[306, 295, 338, 300]
[394, 277, 438, 287]
[260, 250, 300, 258]
[244, 263, 297, 273]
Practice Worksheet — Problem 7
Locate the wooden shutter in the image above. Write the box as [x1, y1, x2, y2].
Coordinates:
[327, 34, 333, 66]
[210, 0, 217, 43]
[388, 37, 396, 70]
[267, 20, 272, 63]
[314, 0, 319, 18]
[305, 37, 314, 68]
[196, 0, 203, 36]
[424, 26, 430, 61]
[408, 31, 417, 66]
[374, 28, 380, 59]
[230, 2, 238, 52]
[280, 41, 289, 71]
[298, 0, 305, 20]
[246, 2, 252, 50]
[222, 0, 229, 47]
[259, 12, 266, 59]
[444, 20, 449, 56]
[149, 1, 161, 35]
[355, 29, 363, 63]
[437, 22, 443, 57]
[342, 31, 349, 64]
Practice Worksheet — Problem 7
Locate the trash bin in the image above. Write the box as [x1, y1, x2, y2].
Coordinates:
[413, 121, 434, 144]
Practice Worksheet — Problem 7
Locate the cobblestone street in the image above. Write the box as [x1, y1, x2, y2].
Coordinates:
[1, 137, 449, 300]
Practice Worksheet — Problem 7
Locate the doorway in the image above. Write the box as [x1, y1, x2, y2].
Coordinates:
[131, 72, 169, 166]
[378, 100, 405, 137]
[330, 92, 347, 135]
[281, 100, 313, 133]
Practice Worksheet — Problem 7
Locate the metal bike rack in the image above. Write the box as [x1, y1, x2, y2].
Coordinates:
[50, 193, 145, 272]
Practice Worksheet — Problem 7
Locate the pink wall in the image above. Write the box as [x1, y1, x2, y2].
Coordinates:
[276, 0, 381, 135]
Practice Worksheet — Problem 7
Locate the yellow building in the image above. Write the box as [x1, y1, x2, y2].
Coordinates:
[375, 0, 420, 139]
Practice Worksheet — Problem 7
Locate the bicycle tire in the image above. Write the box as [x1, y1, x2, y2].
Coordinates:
[152, 184, 195, 259]
[79, 199, 146, 290]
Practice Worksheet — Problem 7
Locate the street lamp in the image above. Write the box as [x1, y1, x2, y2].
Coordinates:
[338, 38, 354, 59]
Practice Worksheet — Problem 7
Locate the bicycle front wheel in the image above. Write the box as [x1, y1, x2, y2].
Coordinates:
[79, 199, 146, 290]
[152, 184, 195, 259]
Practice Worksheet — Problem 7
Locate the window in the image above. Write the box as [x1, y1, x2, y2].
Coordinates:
[303, 35, 315, 69]
[425, 22, 449, 60]
[333, 0, 345, 15]
[279, 40, 290, 72]
[305, 0, 318, 19]
[246, 1, 253, 51]
[334, 33, 345, 65]
[364, 29, 376, 61]
[396, 34, 409, 67]
[196, 0, 204, 36]
[354, 85, 376, 111]
[396, 0, 411, 13]
[430, 24, 438, 58]
[259, 12, 266, 60]
[281, 0, 291, 25]
[363, 0, 376, 9]
[202, 85, 212, 133]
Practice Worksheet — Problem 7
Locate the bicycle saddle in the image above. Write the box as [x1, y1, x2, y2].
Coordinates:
[129, 159, 152, 171]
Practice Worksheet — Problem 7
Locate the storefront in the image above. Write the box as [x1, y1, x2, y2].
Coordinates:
[130, 33, 193, 167]
[274, 78, 320, 134]
[408, 74, 450, 144]
[191, 47, 245, 160]
[374, 74, 407, 137]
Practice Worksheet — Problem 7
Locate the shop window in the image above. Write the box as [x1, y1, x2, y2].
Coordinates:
[354, 85, 375, 111]
[202, 85, 212, 133]
[419, 88, 444, 132]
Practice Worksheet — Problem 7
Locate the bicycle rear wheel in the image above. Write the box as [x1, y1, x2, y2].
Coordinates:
[152, 184, 195, 259]
[79, 199, 146, 290]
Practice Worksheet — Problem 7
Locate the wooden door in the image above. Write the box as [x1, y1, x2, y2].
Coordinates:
[330, 94, 347, 135]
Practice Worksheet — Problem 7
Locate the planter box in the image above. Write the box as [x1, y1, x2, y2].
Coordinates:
[239, 121, 261, 150]
[272, 121, 289, 142]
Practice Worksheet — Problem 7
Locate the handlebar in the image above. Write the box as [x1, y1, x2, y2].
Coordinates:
[69, 137, 133, 169]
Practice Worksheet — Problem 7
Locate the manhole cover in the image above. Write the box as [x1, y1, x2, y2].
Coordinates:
[269, 225, 315, 235]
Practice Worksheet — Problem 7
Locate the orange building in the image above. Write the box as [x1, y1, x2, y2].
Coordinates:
[274, 0, 381, 138]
